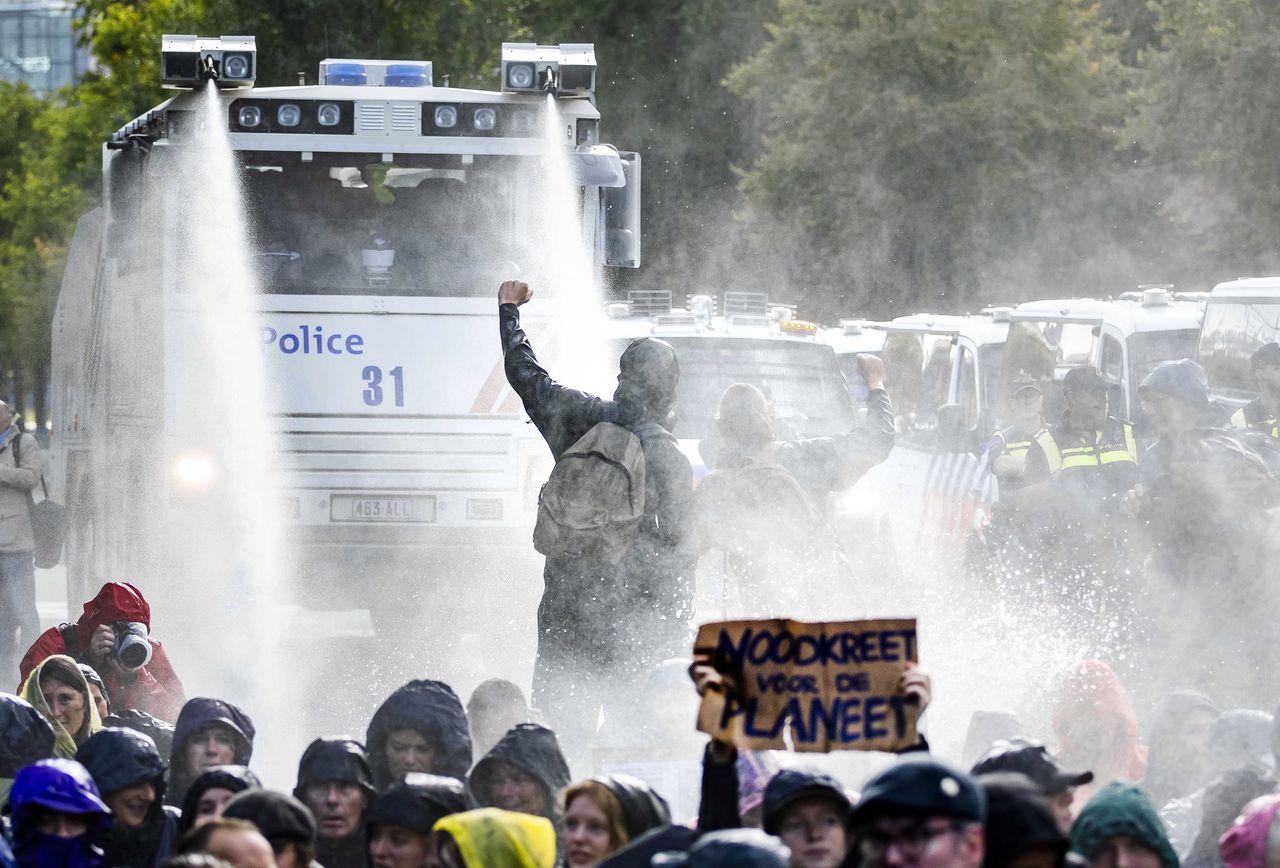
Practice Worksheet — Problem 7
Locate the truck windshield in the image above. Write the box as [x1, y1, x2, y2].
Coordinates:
[1130, 329, 1199, 385]
[240, 159, 532, 297]
[612, 338, 855, 442]
[1197, 300, 1280, 401]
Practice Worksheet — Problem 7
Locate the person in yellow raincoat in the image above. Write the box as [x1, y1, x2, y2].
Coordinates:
[19, 654, 102, 757]
[434, 807, 556, 868]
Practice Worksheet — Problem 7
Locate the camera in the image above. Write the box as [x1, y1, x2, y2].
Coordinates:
[113, 622, 152, 670]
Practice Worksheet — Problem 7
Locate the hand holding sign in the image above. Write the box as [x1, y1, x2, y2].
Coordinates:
[693, 618, 921, 753]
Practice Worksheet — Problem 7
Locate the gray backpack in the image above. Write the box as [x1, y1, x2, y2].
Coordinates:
[533, 421, 666, 563]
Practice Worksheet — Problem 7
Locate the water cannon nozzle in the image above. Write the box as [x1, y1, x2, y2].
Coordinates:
[201, 53, 219, 80]
[538, 65, 558, 93]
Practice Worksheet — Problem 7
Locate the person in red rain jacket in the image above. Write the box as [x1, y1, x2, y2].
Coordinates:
[17, 582, 186, 722]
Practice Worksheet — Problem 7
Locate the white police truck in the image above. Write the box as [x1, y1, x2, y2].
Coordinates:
[1196, 277, 1280, 414]
[48, 37, 641, 622]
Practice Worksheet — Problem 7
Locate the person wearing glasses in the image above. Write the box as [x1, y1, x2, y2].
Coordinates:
[851, 756, 986, 868]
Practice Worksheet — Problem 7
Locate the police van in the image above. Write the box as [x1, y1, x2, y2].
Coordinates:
[599, 290, 858, 478]
[48, 37, 641, 622]
[999, 289, 1204, 428]
[837, 310, 1010, 557]
[1196, 277, 1280, 427]
[819, 320, 888, 405]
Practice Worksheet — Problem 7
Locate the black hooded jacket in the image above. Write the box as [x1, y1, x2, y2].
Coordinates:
[501, 303, 696, 660]
[294, 738, 375, 868]
[76, 727, 180, 868]
[468, 723, 571, 820]
[367, 776, 468, 836]
[167, 697, 255, 807]
[176, 765, 262, 840]
[0, 693, 55, 776]
[366, 680, 472, 790]
[594, 774, 671, 841]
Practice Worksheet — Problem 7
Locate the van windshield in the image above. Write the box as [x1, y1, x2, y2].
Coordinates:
[1197, 301, 1280, 400]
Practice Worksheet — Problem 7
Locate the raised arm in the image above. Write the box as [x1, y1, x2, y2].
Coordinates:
[498, 280, 611, 458]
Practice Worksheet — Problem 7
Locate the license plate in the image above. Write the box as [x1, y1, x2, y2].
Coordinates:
[330, 495, 436, 523]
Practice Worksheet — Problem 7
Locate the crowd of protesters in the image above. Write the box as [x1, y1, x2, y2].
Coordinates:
[2, 578, 1280, 868]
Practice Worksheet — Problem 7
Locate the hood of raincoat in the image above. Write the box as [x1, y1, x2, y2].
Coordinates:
[1052, 660, 1147, 783]
[294, 737, 376, 799]
[671, 828, 791, 867]
[366, 680, 472, 789]
[173, 697, 255, 767]
[614, 338, 680, 426]
[962, 710, 1026, 768]
[223, 789, 316, 851]
[598, 825, 700, 868]
[367, 775, 467, 836]
[73, 583, 151, 646]
[0, 692, 56, 776]
[7, 759, 111, 868]
[591, 774, 672, 841]
[1185, 765, 1276, 868]
[20, 655, 102, 758]
[76, 727, 167, 798]
[1070, 782, 1178, 868]
[761, 768, 851, 835]
[434, 807, 555, 868]
[1220, 793, 1280, 868]
[1209, 710, 1275, 773]
[102, 709, 175, 758]
[177, 765, 262, 838]
[978, 773, 1069, 868]
[469, 724, 570, 819]
[1144, 691, 1220, 808]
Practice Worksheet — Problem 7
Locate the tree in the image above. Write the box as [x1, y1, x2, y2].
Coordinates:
[1129, 0, 1280, 288]
[728, 0, 1137, 318]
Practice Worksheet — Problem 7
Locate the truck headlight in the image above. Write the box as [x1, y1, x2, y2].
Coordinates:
[237, 105, 262, 127]
[433, 105, 458, 129]
[316, 103, 342, 127]
[506, 62, 535, 90]
[172, 451, 217, 490]
[277, 104, 302, 127]
[222, 52, 252, 80]
[473, 107, 497, 131]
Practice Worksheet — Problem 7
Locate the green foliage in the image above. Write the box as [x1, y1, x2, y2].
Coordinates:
[1130, 0, 1280, 283]
[728, 0, 1136, 316]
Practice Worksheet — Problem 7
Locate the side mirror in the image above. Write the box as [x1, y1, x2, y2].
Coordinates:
[604, 151, 641, 267]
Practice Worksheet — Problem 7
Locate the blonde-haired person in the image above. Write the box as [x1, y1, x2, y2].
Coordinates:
[19, 654, 101, 756]
[562, 775, 671, 867]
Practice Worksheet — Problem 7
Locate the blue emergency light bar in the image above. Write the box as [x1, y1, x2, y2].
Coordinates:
[318, 59, 433, 87]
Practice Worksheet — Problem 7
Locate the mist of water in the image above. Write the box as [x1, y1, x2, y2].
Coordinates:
[155, 83, 296, 785]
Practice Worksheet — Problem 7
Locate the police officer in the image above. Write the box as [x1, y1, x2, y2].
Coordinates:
[983, 378, 1048, 590]
[988, 378, 1048, 495]
[1231, 342, 1280, 439]
[1124, 359, 1277, 700]
[1021, 367, 1139, 628]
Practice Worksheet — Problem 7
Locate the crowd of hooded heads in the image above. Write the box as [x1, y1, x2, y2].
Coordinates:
[2, 584, 1280, 868]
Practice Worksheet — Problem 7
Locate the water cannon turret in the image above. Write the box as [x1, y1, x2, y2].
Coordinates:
[502, 43, 596, 98]
[162, 34, 256, 89]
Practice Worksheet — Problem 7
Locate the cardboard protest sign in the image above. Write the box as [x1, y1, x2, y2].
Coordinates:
[694, 618, 919, 752]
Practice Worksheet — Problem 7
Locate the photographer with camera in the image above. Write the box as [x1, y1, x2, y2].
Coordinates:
[17, 582, 186, 722]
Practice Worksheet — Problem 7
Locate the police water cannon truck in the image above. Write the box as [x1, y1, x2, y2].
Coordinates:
[49, 37, 641, 624]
